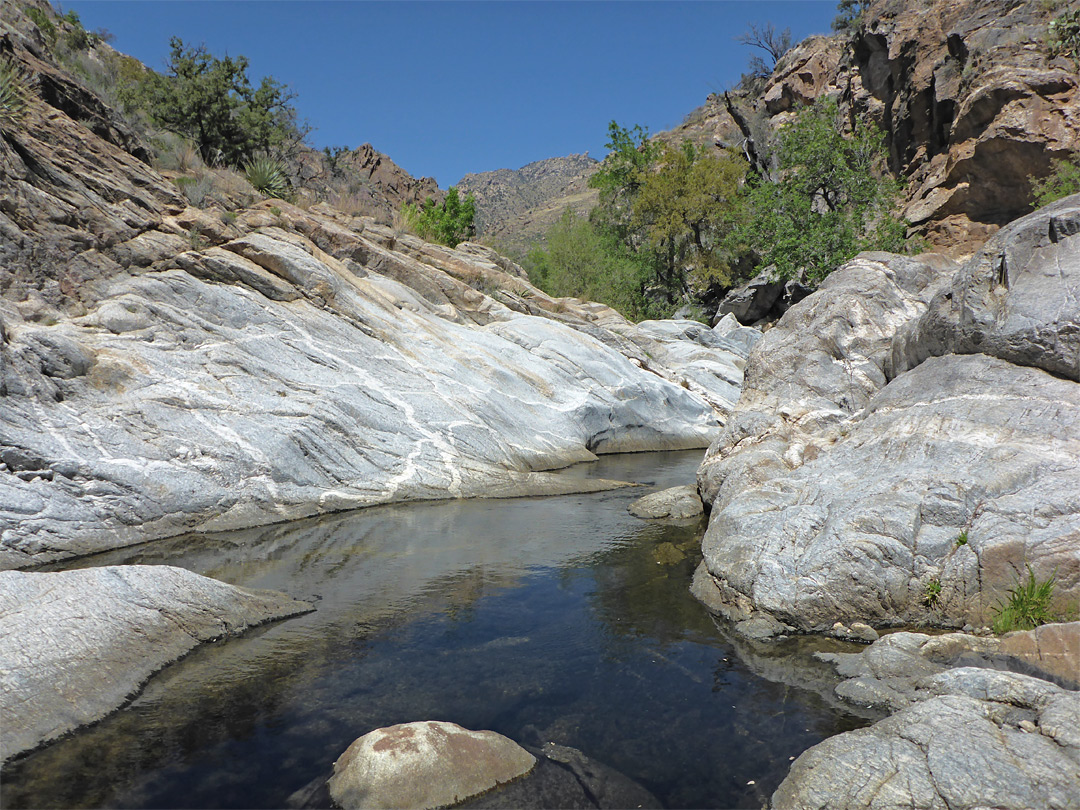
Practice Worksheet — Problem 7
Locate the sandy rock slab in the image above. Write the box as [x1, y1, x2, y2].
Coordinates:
[627, 485, 704, 521]
[0, 565, 312, 765]
[327, 721, 537, 809]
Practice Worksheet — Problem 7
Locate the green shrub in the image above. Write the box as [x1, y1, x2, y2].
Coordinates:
[992, 566, 1057, 634]
[135, 37, 306, 167]
[0, 59, 32, 134]
[25, 7, 57, 46]
[1046, 7, 1080, 69]
[244, 155, 290, 199]
[523, 208, 658, 320]
[400, 187, 477, 247]
[729, 97, 911, 284]
[1030, 157, 1080, 207]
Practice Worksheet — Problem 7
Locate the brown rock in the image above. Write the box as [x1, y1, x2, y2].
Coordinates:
[1000, 622, 1080, 687]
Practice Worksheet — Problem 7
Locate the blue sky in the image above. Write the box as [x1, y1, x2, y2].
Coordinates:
[63, 1, 839, 187]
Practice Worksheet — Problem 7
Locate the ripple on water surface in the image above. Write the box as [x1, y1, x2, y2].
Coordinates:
[2, 451, 870, 809]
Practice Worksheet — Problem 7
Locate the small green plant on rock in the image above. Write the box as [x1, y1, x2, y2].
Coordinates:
[25, 7, 57, 46]
[1046, 7, 1080, 69]
[955, 529, 969, 547]
[244, 155, 290, 200]
[992, 566, 1057, 634]
[924, 579, 943, 609]
[0, 59, 32, 134]
[1030, 157, 1080, 207]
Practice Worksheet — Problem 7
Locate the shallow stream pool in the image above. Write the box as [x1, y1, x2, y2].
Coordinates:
[1, 451, 869, 808]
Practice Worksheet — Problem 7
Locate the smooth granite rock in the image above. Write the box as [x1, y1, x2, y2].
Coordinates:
[891, 194, 1080, 381]
[0, 565, 311, 765]
[0, 221, 751, 569]
[627, 485, 704, 521]
[327, 721, 536, 810]
[775, 630, 1080, 809]
[696, 208, 1080, 630]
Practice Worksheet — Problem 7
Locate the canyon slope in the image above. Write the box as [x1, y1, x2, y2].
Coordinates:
[0, 11, 754, 570]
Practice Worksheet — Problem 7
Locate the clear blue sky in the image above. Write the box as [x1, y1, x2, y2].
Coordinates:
[63, 1, 839, 187]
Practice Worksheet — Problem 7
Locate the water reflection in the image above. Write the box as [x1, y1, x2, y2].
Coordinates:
[2, 452, 868, 809]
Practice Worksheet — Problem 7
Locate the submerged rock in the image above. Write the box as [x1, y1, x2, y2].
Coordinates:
[0, 565, 311, 765]
[320, 724, 659, 810]
[328, 721, 536, 810]
[628, 485, 704, 521]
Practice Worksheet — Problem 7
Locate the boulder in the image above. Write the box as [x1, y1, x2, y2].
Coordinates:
[773, 689, 1080, 810]
[774, 630, 1080, 809]
[891, 194, 1080, 381]
[696, 202, 1080, 630]
[712, 274, 784, 325]
[628, 485, 704, 521]
[327, 721, 536, 810]
[0, 565, 311, 764]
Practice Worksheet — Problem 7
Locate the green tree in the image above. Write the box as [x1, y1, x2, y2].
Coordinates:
[832, 0, 871, 32]
[524, 209, 655, 320]
[139, 38, 304, 166]
[401, 187, 477, 247]
[631, 141, 747, 296]
[589, 121, 661, 199]
[730, 98, 908, 283]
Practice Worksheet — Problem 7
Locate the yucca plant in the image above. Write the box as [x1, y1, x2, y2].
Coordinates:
[992, 566, 1057, 634]
[0, 59, 32, 134]
[243, 155, 290, 200]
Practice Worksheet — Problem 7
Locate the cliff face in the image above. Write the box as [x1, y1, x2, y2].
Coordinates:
[667, 0, 1080, 256]
[456, 154, 599, 256]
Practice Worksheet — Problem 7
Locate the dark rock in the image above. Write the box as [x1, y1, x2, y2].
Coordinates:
[713, 273, 785, 325]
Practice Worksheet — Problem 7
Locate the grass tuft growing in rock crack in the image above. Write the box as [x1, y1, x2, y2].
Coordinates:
[992, 566, 1057, 634]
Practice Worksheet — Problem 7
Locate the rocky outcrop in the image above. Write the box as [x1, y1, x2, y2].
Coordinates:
[0, 565, 311, 765]
[291, 142, 443, 224]
[773, 629, 1080, 809]
[696, 196, 1080, 633]
[850, 0, 1080, 251]
[456, 154, 600, 257]
[0, 30, 756, 570]
[670, 0, 1080, 256]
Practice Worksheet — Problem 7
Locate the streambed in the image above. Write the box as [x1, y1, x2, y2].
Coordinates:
[2, 451, 869, 809]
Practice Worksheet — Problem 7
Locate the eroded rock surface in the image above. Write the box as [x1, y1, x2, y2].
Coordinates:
[774, 629, 1080, 809]
[0, 28, 755, 569]
[696, 199, 1080, 631]
[0, 565, 311, 765]
[667, 0, 1080, 255]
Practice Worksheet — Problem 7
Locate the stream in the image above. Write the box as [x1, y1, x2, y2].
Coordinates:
[1, 450, 870, 809]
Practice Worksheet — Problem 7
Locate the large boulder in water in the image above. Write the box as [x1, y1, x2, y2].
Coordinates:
[327, 721, 536, 809]
[0, 565, 311, 765]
